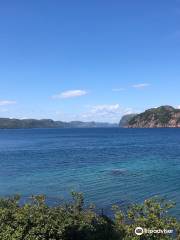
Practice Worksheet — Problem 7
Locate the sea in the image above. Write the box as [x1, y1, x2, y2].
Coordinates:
[0, 128, 180, 218]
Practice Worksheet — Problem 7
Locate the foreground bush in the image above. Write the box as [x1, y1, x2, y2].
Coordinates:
[0, 192, 179, 240]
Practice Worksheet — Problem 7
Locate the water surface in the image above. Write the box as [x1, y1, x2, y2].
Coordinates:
[0, 128, 179, 217]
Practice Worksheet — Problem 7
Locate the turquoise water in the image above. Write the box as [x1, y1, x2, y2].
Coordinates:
[0, 128, 180, 217]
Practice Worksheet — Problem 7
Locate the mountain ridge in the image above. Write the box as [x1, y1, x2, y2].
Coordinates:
[123, 105, 180, 128]
[0, 118, 118, 129]
[119, 114, 137, 127]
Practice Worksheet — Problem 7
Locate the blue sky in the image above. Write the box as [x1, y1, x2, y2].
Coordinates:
[0, 0, 180, 122]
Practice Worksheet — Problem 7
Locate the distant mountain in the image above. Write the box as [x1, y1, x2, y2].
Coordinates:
[68, 121, 118, 128]
[0, 118, 118, 129]
[119, 114, 137, 127]
[125, 106, 180, 128]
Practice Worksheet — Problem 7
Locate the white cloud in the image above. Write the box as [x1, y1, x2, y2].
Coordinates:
[132, 83, 150, 89]
[177, 105, 180, 109]
[90, 104, 120, 113]
[0, 100, 16, 106]
[112, 88, 126, 92]
[52, 90, 87, 99]
[80, 104, 135, 123]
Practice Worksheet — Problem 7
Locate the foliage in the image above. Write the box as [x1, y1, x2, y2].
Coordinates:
[128, 106, 180, 127]
[0, 193, 179, 240]
[119, 114, 137, 127]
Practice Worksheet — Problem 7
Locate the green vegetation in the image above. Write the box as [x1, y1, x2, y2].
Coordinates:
[0, 193, 179, 240]
[152, 106, 172, 125]
[119, 114, 137, 127]
[127, 106, 180, 128]
[137, 107, 172, 125]
[0, 118, 117, 129]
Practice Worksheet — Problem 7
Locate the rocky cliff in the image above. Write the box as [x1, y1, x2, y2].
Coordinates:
[119, 114, 137, 127]
[126, 106, 180, 128]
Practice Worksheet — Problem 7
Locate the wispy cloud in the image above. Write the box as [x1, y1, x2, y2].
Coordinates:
[112, 88, 126, 92]
[52, 90, 87, 99]
[0, 100, 16, 106]
[80, 104, 135, 123]
[132, 83, 150, 89]
[90, 104, 120, 113]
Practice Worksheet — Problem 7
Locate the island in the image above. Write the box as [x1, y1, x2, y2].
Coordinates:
[120, 106, 180, 128]
[0, 118, 118, 129]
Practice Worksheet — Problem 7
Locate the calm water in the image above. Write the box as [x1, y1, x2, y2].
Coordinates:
[0, 128, 180, 217]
